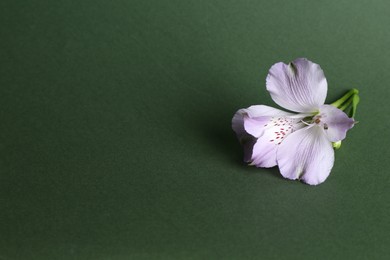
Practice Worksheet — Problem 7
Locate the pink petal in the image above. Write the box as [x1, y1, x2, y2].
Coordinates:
[317, 105, 355, 142]
[232, 109, 256, 162]
[232, 109, 249, 140]
[232, 105, 302, 166]
[247, 116, 304, 168]
[276, 126, 334, 185]
[251, 133, 278, 168]
[242, 105, 295, 117]
[266, 58, 328, 113]
[232, 105, 294, 138]
[243, 117, 272, 138]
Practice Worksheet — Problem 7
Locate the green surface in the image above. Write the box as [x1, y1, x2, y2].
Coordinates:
[1, 0, 389, 259]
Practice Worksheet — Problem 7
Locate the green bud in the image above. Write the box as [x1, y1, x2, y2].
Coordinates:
[332, 141, 342, 149]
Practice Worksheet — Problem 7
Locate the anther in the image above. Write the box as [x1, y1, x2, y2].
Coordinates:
[324, 123, 328, 130]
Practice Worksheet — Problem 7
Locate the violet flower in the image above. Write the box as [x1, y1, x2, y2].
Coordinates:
[232, 58, 359, 185]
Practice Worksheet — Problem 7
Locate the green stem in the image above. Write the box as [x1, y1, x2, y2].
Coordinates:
[330, 89, 360, 150]
[338, 95, 354, 111]
[331, 88, 359, 108]
[349, 94, 360, 118]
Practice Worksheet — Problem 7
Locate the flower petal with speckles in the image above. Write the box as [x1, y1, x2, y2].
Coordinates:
[232, 58, 356, 185]
[233, 107, 305, 167]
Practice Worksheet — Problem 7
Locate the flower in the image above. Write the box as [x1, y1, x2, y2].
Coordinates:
[232, 58, 356, 185]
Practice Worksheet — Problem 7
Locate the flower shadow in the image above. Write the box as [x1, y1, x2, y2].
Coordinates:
[197, 113, 284, 180]
[178, 69, 284, 181]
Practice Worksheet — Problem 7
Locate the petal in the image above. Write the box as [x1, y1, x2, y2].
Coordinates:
[251, 132, 279, 168]
[232, 109, 248, 140]
[232, 105, 304, 167]
[249, 117, 305, 168]
[243, 117, 271, 138]
[242, 105, 295, 118]
[234, 105, 294, 138]
[318, 105, 355, 142]
[232, 110, 257, 162]
[276, 125, 334, 185]
[266, 58, 328, 113]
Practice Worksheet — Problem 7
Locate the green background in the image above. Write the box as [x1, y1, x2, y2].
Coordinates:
[1, 0, 389, 259]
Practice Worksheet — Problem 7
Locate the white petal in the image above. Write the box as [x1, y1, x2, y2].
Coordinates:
[266, 58, 328, 113]
[276, 125, 335, 185]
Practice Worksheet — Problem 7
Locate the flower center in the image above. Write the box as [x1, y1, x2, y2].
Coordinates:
[313, 115, 328, 130]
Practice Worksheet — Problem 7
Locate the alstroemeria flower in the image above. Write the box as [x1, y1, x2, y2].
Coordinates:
[232, 58, 355, 185]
